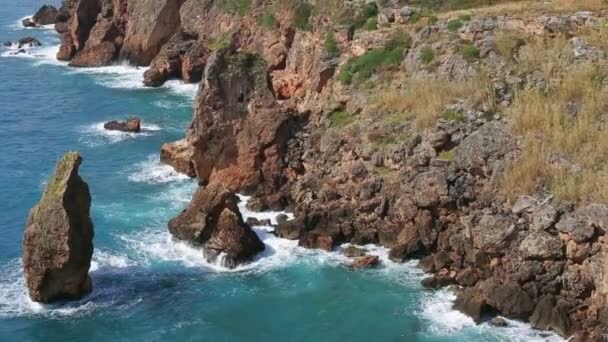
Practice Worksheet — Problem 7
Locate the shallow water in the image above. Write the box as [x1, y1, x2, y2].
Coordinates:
[0, 3, 561, 341]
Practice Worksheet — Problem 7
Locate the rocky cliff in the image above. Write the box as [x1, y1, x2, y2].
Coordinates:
[55, 0, 608, 339]
[22, 152, 94, 303]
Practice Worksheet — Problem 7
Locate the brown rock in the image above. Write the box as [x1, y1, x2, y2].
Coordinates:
[119, 0, 184, 65]
[103, 118, 141, 133]
[168, 183, 264, 268]
[160, 139, 196, 178]
[299, 231, 334, 251]
[23, 152, 94, 302]
[32, 5, 59, 26]
[342, 245, 368, 258]
[351, 255, 379, 269]
[69, 41, 117, 67]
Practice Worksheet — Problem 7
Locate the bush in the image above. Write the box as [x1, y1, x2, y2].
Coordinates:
[439, 150, 455, 161]
[259, 10, 277, 28]
[447, 19, 463, 32]
[441, 110, 464, 122]
[462, 44, 480, 61]
[365, 17, 378, 30]
[324, 31, 340, 58]
[329, 111, 354, 128]
[420, 46, 435, 64]
[339, 32, 410, 84]
[216, 0, 251, 16]
[294, 2, 313, 30]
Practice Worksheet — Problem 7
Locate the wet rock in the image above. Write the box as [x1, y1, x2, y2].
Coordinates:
[168, 183, 264, 268]
[351, 255, 379, 269]
[22, 18, 36, 28]
[17, 37, 42, 49]
[103, 118, 141, 133]
[342, 245, 368, 258]
[530, 296, 571, 337]
[275, 214, 304, 240]
[23, 152, 94, 302]
[491, 317, 508, 327]
[299, 231, 334, 251]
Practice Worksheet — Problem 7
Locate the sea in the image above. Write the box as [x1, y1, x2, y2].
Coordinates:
[0, 2, 562, 341]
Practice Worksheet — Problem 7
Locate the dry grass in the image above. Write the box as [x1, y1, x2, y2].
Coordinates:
[577, 20, 608, 54]
[373, 74, 494, 129]
[504, 62, 608, 203]
[495, 30, 524, 58]
[517, 34, 574, 79]
[437, 0, 608, 18]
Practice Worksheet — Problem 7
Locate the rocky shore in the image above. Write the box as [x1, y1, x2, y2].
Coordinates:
[50, 0, 608, 339]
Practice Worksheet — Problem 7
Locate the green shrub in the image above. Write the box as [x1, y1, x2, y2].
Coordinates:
[439, 150, 455, 161]
[462, 44, 480, 61]
[365, 17, 378, 30]
[339, 33, 409, 84]
[259, 10, 277, 28]
[447, 19, 463, 32]
[441, 110, 464, 122]
[420, 46, 435, 64]
[329, 111, 354, 128]
[216, 0, 251, 16]
[428, 15, 439, 24]
[324, 31, 340, 57]
[294, 2, 313, 30]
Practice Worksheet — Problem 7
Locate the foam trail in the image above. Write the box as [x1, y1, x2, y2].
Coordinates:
[128, 155, 190, 184]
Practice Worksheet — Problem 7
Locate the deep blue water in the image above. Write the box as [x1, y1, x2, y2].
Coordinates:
[0, 2, 560, 341]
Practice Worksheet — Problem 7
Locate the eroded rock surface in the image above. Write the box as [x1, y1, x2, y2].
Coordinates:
[23, 152, 94, 303]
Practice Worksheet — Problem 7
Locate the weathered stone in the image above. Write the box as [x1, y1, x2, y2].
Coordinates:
[351, 255, 379, 269]
[33, 5, 59, 26]
[160, 139, 196, 178]
[519, 231, 564, 260]
[23, 152, 94, 302]
[342, 245, 368, 258]
[168, 183, 264, 267]
[471, 214, 516, 254]
[556, 215, 595, 243]
[103, 118, 141, 132]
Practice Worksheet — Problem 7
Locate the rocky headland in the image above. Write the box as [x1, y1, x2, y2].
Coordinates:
[51, 0, 608, 339]
[23, 152, 94, 303]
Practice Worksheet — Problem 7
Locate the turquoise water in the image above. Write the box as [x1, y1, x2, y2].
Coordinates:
[0, 3, 560, 341]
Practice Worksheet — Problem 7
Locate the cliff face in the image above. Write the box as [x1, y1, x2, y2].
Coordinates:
[55, 0, 608, 339]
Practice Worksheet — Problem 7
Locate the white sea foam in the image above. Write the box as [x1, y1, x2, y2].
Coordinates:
[128, 155, 190, 184]
[0, 251, 134, 319]
[419, 288, 565, 341]
[78, 122, 161, 146]
[237, 194, 295, 227]
[13, 16, 56, 30]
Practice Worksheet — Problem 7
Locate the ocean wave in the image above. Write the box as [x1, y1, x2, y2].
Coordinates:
[12, 16, 56, 30]
[78, 122, 160, 146]
[128, 155, 190, 184]
[0, 250, 137, 319]
[419, 288, 565, 341]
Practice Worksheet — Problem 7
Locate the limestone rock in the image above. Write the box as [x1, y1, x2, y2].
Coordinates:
[168, 183, 264, 267]
[23, 152, 94, 303]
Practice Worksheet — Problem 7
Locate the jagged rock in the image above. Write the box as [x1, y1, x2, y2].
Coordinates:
[351, 255, 379, 269]
[69, 18, 121, 67]
[555, 215, 595, 243]
[103, 118, 141, 132]
[471, 214, 516, 254]
[530, 296, 571, 336]
[454, 121, 515, 176]
[119, 0, 184, 65]
[33, 5, 59, 25]
[519, 231, 564, 260]
[299, 231, 334, 251]
[160, 139, 195, 178]
[342, 245, 368, 258]
[17, 37, 42, 49]
[275, 214, 304, 240]
[168, 183, 264, 268]
[23, 152, 94, 302]
[22, 18, 36, 28]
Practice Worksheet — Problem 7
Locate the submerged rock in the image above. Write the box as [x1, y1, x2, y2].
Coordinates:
[17, 37, 42, 49]
[168, 183, 264, 268]
[22, 152, 94, 303]
[103, 118, 141, 132]
[22, 18, 36, 28]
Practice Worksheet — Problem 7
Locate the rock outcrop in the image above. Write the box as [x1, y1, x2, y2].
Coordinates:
[103, 118, 141, 132]
[22, 152, 94, 303]
[22, 5, 58, 27]
[168, 183, 264, 268]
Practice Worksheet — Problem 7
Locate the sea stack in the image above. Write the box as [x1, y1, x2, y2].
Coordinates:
[168, 183, 264, 268]
[23, 152, 94, 303]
